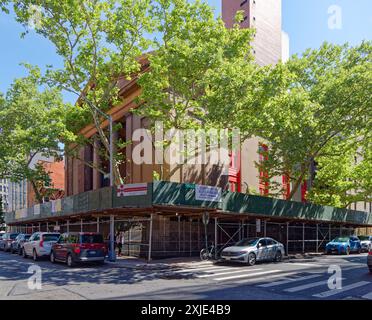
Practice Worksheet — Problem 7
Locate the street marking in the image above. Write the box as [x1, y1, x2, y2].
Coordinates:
[313, 281, 371, 298]
[362, 292, 372, 300]
[258, 274, 322, 288]
[174, 266, 239, 273]
[284, 278, 345, 293]
[235, 272, 300, 284]
[289, 263, 324, 267]
[197, 268, 262, 278]
[215, 270, 281, 281]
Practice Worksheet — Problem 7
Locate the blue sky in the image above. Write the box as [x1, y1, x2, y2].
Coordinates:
[0, 0, 371, 98]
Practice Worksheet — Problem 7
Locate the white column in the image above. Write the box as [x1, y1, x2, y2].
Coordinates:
[96, 217, 100, 233]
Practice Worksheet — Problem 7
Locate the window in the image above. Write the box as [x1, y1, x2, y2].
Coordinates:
[266, 239, 276, 246]
[258, 239, 267, 247]
[282, 174, 290, 200]
[258, 143, 269, 196]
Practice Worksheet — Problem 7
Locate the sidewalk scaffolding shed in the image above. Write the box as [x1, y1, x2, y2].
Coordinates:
[5, 181, 372, 260]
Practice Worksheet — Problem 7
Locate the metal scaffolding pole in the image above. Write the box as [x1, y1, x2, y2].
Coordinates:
[286, 222, 289, 255]
[148, 214, 153, 262]
[189, 218, 192, 257]
[96, 217, 99, 233]
[109, 215, 116, 262]
[264, 220, 267, 237]
[67, 220, 70, 233]
[329, 224, 331, 241]
[80, 219, 83, 232]
[214, 218, 218, 260]
[316, 224, 319, 253]
[46, 222, 49, 232]
[178, 215, 181, 253]
[38, 223, 41, 232]
[302, 223, 305, 253]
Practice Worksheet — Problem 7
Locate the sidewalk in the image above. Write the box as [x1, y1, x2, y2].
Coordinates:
[104, 256, 205, 270]
[104, 252, 325, 270]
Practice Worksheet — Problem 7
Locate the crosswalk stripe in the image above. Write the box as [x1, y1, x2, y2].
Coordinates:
[235, 271, 300, 284]
[257, 274, 322, 288]
[289, 263, 324, 267]
[197, 268, 262, 278]
[173, 266, 238, 273]
[362, 292, 372, 300]
[284, 278, 345, 293]
[313, 281, 371, 298]
[215, 270, 281, 281]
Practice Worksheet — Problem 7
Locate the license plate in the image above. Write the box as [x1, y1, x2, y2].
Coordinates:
[89, 251, 96, 255]
[225, 257, 231, 260]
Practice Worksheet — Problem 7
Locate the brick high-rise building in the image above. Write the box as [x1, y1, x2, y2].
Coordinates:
[222, 0, 283, 66]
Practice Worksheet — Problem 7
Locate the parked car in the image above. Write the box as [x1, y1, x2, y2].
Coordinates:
[0, 232, 20, 252]
[50, 232, 107, 267]
[22, 232, 60, 261]
[358, 235, 372, 253]
[220, 237, 285, 266]
[10, 233, 31, 254]
[368, 247, 372, 274]
[325, 236, 362, 255]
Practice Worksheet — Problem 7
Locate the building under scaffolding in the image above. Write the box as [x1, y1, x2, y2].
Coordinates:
[5, 181, 372, 261]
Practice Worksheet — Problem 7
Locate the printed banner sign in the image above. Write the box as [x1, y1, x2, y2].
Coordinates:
[195, 185, 221, 202]
[117, 183, 148, 197]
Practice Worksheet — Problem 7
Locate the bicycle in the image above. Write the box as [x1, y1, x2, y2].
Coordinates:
[200, 244, 216, 261]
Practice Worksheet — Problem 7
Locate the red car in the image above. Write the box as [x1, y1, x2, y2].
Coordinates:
[50, 232, 107, 267]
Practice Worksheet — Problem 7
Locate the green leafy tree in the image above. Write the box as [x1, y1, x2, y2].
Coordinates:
[0, 67, 74, 203]
[4, 0, 156, 185]
[135, 0, 257, 179]
[254, 42, 372, 202]
[0, 196, 5, 230]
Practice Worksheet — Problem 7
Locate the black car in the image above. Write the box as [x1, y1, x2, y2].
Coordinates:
[10, 233, 31, 254]
[50, 232, 107, 267]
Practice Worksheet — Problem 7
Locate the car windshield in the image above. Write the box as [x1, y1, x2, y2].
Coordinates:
[42, 234, 60, 242]
[333, 237, 349, 242]
[10, 234, 19, 240]
[234, 238, 259, 247]
[358, 236, 369, 241]
[81, 234, 104, 244]
[24, 235, 31, 240]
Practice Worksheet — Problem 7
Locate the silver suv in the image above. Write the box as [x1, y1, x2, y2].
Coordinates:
[220, 237, 286, 266]
[22, 232, 60, 261]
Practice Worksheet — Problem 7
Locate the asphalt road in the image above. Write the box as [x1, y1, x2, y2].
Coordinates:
[0, 251, 371, 300]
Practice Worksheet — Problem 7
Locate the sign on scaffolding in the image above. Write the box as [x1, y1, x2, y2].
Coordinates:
[195, 185, 221, 202]
[117, 183, 148, 197]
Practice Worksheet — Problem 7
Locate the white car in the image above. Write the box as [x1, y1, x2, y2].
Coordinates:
[22, 232, 60, 261]
[359, 235, 372, 253]
[220, 237, 286, 266]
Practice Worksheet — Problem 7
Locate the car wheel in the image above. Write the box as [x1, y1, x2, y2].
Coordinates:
[10, 247, 14, 254]
[369, 268, 372, 274]
[247, 253, 256, 266]
[18, 247, 22, 256]
[326, 250, 331, 255]
[66, 254, 75, 268]
[33, 249, 38, 261]
[50, 251, 56, 264]
[22, 248, 28, 258]
[274, 251, 283, 263]
[357, 248, 361, 254]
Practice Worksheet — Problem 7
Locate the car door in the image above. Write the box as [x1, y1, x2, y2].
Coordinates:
[256, 239, 268, 261]
[53, 234, 65, 260]
[265, 238, 277, 260]
[349, 237, 359, 251]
